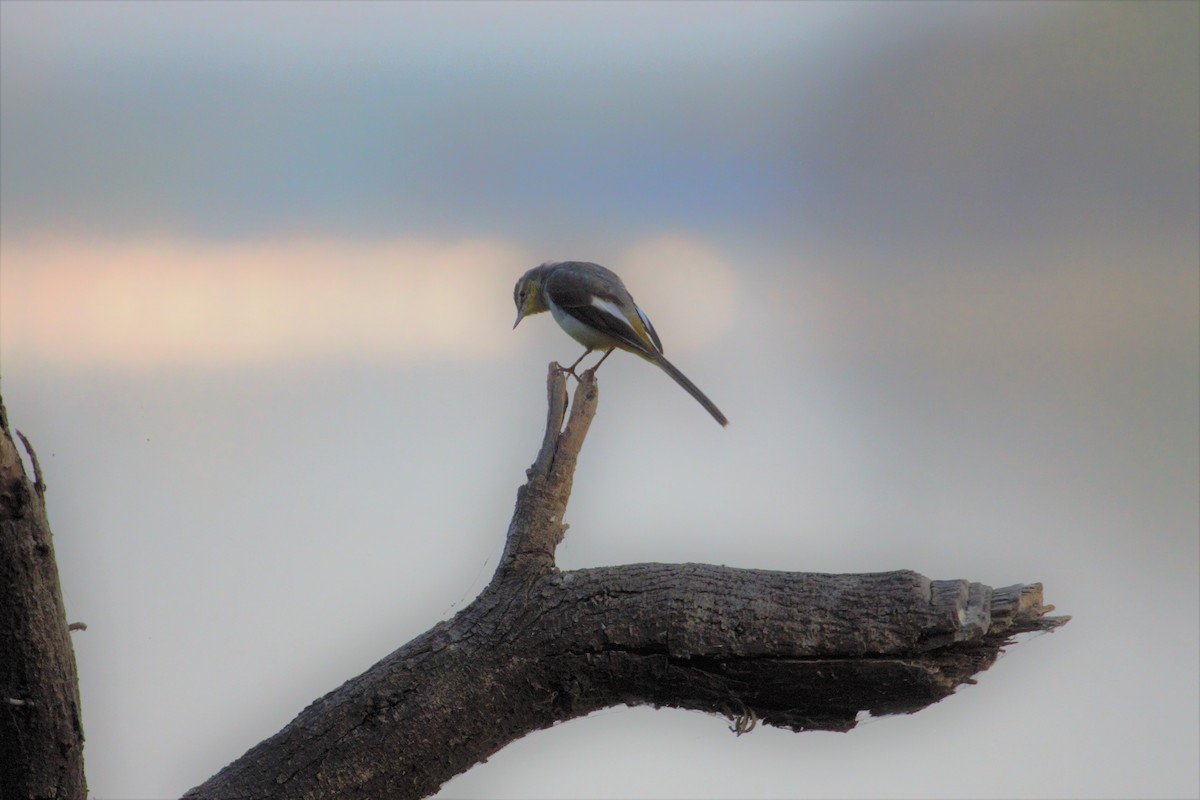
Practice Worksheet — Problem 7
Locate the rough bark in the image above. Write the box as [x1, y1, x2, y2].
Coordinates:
[0, 396, 88, 799]
[185, 365, 1068, 799]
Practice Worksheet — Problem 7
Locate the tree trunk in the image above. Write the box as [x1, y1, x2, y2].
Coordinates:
[183, 366, 1068, 799]
[0, 397, 88, 800]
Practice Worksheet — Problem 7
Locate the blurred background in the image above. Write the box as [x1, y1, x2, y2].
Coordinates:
[1, 1, 1197, 797]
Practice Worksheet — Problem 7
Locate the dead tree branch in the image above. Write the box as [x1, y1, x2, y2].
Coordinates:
[0, 396, 88, 800]
[184, 365, 1068, 799]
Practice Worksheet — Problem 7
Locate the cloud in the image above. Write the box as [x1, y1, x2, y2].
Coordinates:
[1, 238, 531, 370]
[0, 1, 855, 240]
[792, 1, 1200, 249]
[0, 233, 742, 370]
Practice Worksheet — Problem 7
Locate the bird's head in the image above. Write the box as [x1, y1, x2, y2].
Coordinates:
[513, 266, 552, 329]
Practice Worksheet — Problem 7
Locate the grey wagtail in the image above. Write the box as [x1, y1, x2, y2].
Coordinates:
[513, 261, 728, 427]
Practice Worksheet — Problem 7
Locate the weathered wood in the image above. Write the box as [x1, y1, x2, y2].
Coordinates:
[185, 366, 1068, 799]
[0, 397, 88, 800]
[494, 364, 596, 575]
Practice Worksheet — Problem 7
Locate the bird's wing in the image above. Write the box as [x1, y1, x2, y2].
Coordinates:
[634, 304, 664, 353]
[544, 267, 664, 357]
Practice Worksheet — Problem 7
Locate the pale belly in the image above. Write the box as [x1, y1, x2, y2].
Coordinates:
[547, 298, 611, 349]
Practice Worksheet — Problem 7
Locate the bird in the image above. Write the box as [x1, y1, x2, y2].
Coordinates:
[512, 261, 728, 427]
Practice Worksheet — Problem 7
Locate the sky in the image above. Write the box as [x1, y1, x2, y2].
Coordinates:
[1, 1, 1197, 798]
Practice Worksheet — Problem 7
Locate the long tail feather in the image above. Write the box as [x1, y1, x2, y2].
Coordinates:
[651, 353, 729, 427]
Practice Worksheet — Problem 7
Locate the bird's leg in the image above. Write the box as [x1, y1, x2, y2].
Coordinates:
[561, 348, 593, 379]
[590, 347, 617, 372]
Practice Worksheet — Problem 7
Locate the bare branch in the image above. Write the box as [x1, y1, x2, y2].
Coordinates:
[184, 367, 1068, 799]
[496, 365, 599, 576]
[0, 397, 88, 800]
[15, 430, 45, 499]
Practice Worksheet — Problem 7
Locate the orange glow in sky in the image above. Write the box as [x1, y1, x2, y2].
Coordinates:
[1, 236, 741, 371]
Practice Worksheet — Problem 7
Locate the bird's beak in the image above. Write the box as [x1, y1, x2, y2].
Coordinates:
[513, 310, 524, 329]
